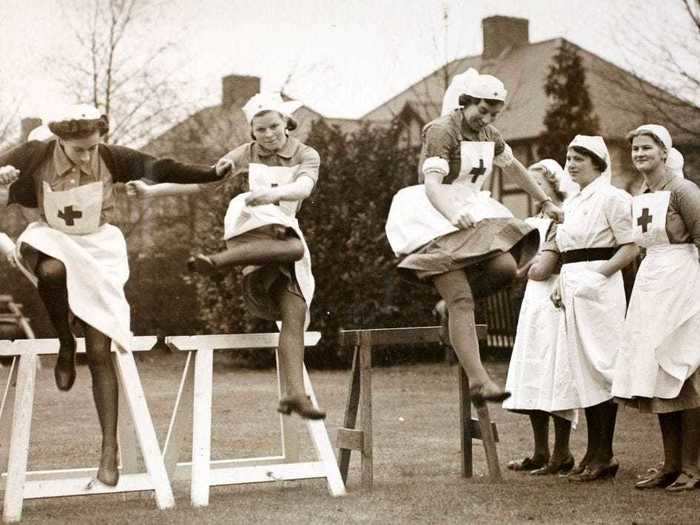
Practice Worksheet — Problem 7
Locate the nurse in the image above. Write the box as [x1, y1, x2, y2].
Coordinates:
[548, 135, 639, 482]
[504, 159, 578, 475]
[127, 93, 325, 420]
[612, 125, 700, 492]
[0, 104, 224, 486]
[385, 69, 563, 403]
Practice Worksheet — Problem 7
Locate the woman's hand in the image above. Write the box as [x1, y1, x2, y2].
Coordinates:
[0, 166, 20, 186]
[215, 157, 234, 177]
[550, 277, 563, 309]
[451, 207, 476, 229]
[0, 233, 17, 267]
[125, 180, 153, 198]
[542, 200, 564, 223]
[245, 189, 279, 206]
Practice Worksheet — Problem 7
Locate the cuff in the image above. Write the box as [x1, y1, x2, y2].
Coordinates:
[493, 144, 515, 168]
[422, 156, 449, 179]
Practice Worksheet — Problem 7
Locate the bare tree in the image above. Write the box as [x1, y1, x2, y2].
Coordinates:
[596, 0, 700, 140]
[50, 0, 193, 146]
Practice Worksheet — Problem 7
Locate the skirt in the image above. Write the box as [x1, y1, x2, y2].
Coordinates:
[504, 275, 576, 422]
[618, 370, 700, 414]
[397, 218, 539, 281]
[228, 226, 304, 322]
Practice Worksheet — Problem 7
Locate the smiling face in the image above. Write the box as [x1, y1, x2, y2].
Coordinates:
[251, 111, 287, 152]
[59, 131, 100, 169]
[631, 134, 666, 175]
[566, 147, 601, 189]
[462, 99, 505, 131]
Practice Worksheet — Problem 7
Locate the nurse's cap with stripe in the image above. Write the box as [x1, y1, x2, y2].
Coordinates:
[47, 103, 108, 139]
[242, 92, 303, 124]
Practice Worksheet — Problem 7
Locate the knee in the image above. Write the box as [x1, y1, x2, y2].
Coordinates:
[285, 239, 304, 261]
[443, 289, 475, 315]
[86, 350, 112, 373]
[35, 258, 67, 287]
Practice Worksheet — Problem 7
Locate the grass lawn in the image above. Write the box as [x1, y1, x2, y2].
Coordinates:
[1, 355, 699, 524]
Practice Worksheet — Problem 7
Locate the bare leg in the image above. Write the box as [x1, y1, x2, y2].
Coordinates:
[273, 279, 325, 420]
[83, 322, 120, 486]
[191, 237, 304, 273]
[433, 269, 507, 402]
[467, 252, 518, 300]
[35, 254, 76, 391]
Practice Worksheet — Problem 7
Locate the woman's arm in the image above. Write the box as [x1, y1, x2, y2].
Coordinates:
[0, 166, 20, 207]
[245, 176, 315, 206]
[125, 180, 206, 199]
[596, 243, 640, 277]
[527, 251, 561, 281]
[502, 158, 564, 222]
[424, 169, 474, 228]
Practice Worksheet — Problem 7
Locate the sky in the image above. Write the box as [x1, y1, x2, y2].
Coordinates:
[0, 0, 696, 129]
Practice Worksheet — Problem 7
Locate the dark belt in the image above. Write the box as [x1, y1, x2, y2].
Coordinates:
[561, 247, 617, 265]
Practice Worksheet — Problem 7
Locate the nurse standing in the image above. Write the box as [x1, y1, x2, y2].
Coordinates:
[385, 69, 563, 403]
[612, 125, 700, 492]
[504, 159, 578, 475]
[548, 135, 639, 482]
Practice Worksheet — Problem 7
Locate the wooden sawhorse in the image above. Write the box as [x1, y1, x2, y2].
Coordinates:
[163, 332, 345, 507]
[0, 337, 174, 523]
[336, 325, 501, 490]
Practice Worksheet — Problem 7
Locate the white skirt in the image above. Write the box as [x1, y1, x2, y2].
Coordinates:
[504, 276, 577, 422]
[613, 244, 700, 400]
[551, 261, 626, 410]
[16, 222, 132, 351]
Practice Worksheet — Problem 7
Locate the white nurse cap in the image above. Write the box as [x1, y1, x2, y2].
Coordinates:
[242, 92, 303, 124]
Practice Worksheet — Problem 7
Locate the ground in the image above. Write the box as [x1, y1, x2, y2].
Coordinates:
[1, 356, 699, 524]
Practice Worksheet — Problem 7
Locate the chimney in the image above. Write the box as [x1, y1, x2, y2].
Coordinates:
[222, 75, 260, 108]
[20, 117, 42, 143]
[482, 16, 529, 60]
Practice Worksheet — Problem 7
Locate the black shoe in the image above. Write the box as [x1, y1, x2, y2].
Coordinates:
[54, 339, 76, 391]
[470, 383, 511, 406]
[277, 395, 326, 420]
[568, 458, 619, 482]
[635, 470, 680, 490]
[531, 455, 575, 476]
[507, 456, 549, 472]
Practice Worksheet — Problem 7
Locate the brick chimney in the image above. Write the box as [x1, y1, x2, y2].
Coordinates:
[481, 16, 529, 60]
[222, 75, 260, 108]
[20, 117, 42, 142]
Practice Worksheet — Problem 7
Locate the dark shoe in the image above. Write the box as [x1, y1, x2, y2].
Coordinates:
[563, 456, 590, 478]
[96, 446, 119, 487]
[635, 470, 680, 490]
[187, 254, 217, 274]
[666, 472, 700, 493]
[277, 395, 326, 420]
[568, 458, 619, 482]
[507, 456, 548, 472]
[470, 383, 511, 406]
[531, 455, 575, 476]
[54, 339, 76, 391]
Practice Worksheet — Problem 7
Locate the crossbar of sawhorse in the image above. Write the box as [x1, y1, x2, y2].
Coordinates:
[0, 337, 174, 523]
[336, 324, 501, 490]
[163, 332, 346, 507]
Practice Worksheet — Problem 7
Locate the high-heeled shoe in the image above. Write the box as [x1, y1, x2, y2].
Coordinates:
[530, 455, 575, 476]
[665, 472, 700, 492]
[507, 455, 548, 472]
[187, 254, 217, 274]
[568, 457, 619, 482]
[635, 469, 680, 489]
[54, 338, 77, 391]
[277, 395, 326, 420]
[96, 446, 120, 487]
[470, 383, 511, 406]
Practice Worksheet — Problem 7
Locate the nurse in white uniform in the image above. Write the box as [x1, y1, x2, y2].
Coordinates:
[504, 159, 578, 475]
[548, 135, 639, 482]
[612, 125, 700, 492]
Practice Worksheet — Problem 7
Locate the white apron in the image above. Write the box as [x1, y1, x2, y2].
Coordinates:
[504, 217, 576, 421]
[223, 163, 314, 325]
[554, 260, 626, 410]
[613, 192, 700, 399]
[15, 181, 132, 351]
[385, 142, 513, 256]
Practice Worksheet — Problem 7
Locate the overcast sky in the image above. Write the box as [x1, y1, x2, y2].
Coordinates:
[0, 0, 695, 126]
